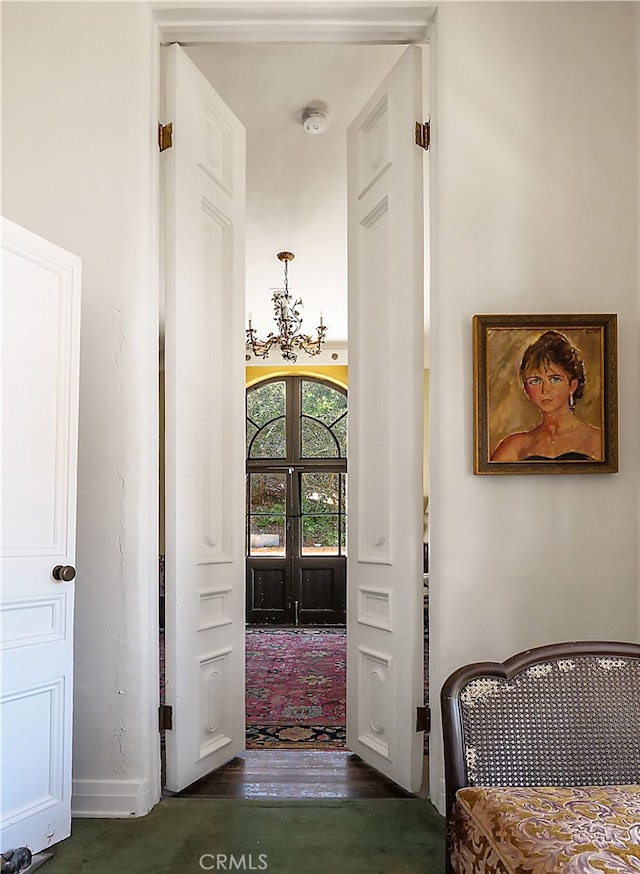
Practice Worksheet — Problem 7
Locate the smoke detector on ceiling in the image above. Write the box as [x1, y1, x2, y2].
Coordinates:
[302, 106, 329, 135]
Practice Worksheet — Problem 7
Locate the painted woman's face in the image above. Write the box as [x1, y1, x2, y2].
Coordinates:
[522, 365, 579, 414]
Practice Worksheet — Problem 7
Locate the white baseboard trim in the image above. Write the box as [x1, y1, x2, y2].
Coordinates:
[71, 778, 159, 818]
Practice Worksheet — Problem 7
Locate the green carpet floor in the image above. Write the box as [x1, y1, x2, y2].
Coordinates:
[42, 797, 445, 874]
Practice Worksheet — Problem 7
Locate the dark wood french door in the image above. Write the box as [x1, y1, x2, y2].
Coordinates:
[246, 377, 347, 626]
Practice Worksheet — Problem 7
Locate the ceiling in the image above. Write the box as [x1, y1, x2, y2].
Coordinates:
[185, 43, 406, 345]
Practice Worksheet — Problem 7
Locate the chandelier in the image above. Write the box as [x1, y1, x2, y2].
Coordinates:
[246, 251, 328, 362]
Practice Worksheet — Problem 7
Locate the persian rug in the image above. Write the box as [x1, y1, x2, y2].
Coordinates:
[245, 627, 346, 749]
[160, 620, 429, 750]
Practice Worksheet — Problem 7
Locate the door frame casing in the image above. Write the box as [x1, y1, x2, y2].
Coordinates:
[152, 2, 432, 792]
[153, 4, 436, 46]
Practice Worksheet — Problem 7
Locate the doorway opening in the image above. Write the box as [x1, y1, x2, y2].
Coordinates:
[159, 33, 430, 794]
[244, 375, 348, 750]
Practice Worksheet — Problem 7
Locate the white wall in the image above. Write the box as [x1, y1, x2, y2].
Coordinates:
[2, 2, 160, 815]
[429, 2, 640, 811]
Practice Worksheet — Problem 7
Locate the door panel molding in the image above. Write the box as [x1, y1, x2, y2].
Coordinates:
[356, 198, 392, 564]
[357, 586, 392, 631]
[357, 646, 393, 759]
[2, 237, 78, 558]
[197, 586, 234, 630]
[196, 204, 234, 563]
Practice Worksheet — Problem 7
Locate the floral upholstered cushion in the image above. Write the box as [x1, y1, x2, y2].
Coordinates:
[450, 785, 640, 874]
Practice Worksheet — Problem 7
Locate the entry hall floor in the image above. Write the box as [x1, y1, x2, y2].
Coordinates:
[170, 750, 416, 800]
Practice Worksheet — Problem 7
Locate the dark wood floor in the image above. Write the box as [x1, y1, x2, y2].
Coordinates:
[170, 750, 417, 800]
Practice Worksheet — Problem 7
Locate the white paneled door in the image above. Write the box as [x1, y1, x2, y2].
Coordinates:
[162, 45, 247, 792]
[346, 46, 426, 793]
[1, 218, 81, 854]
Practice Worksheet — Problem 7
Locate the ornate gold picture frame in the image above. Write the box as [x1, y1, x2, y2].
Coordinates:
[473, 314, 618, 475]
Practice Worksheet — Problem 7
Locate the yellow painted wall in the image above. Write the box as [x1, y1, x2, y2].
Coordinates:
[246, 364, 348, 389]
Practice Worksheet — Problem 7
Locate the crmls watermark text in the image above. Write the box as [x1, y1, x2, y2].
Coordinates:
[199, 854, 268, 871]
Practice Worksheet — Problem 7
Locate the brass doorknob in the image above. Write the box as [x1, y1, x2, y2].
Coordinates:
[52, 565, 76, 582]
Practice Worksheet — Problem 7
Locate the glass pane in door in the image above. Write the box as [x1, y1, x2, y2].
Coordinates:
[301, 418, 339, 458]
[248, 472, 286, 556]
[249, 419, 286, 459]
[247, 380, 287, 458]
[300, 380, 347, 458]
[300, 471, 345, 556]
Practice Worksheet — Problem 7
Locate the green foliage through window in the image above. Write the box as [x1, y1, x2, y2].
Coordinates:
[246, 381, 286, 458]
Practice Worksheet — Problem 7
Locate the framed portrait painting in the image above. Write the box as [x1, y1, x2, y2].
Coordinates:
[473, 314, 618, 475]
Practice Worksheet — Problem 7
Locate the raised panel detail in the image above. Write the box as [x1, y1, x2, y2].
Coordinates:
[300, 568, 335, 609]
[198, 92, 233, 196]
[356, 94, 390, 200]
[357, 647, 392, 759]
[357, 198, 391, 564]
[2, 245, 76, 557]
[197, 586, 232, 630]
[0, 680, 65, 823]
[1, 594, 67, 650]
[196, 200, 233, 564]
[248, 567, 287, 612]
[199, 648, 232, 759]
[357, 587, 391, 631]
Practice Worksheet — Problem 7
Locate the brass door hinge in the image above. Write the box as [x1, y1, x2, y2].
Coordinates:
[159, 704, 173, 731]
[416, 705, 430, 732]
[158, 122, 173, 152]
[415, 120, 430, 151]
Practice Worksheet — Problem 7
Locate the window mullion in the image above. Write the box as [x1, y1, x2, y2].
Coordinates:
[289, 376, 302, 464]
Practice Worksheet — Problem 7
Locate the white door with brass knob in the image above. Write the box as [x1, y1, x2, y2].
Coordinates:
[1, 218, 81, 855]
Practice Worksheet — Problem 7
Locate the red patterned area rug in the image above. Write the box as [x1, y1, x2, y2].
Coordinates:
[246, 627, 346, 749]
